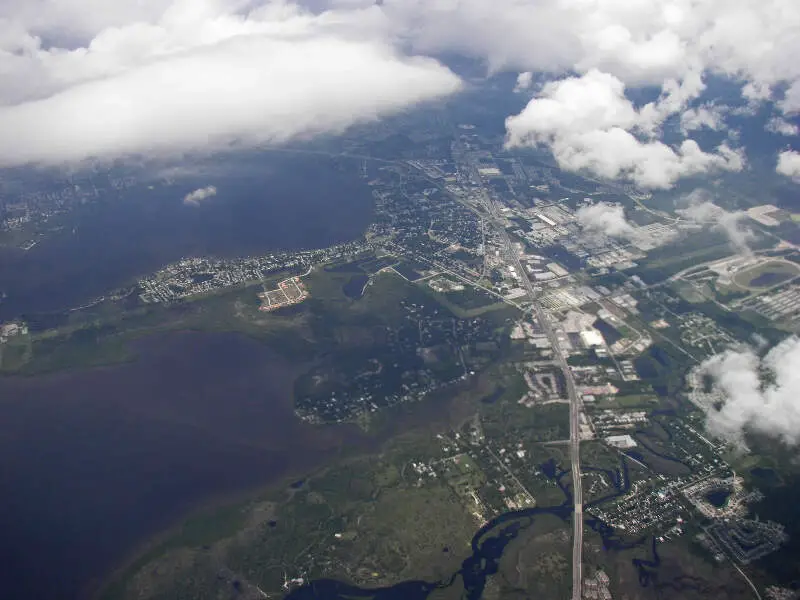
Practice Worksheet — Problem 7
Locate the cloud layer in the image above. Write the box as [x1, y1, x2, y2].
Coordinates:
[378, 0, 800, 95]
[1, 0, 799, 181]
[699, 337, 800, 449]
[0, 1, 461, 166]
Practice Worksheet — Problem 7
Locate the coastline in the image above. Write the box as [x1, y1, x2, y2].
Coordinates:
[90, 369, 480, 600]
[89, 461, 332, 600]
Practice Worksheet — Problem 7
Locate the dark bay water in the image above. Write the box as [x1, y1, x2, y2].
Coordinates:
[0, 331, 365, 600]
[0, 153, 374, 320]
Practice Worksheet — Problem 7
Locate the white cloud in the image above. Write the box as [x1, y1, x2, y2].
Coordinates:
[0, 1, 461, 167]
[380, 0, 800, 168]
[183, 185, 217, 206]
[504, 70, 745, 189]
[505, 70, 638, 139]
[514, 71, 533, 93]
[0, 0, 174, 39]
[575, 201, 635, 238]
[373, 0, 800, 103]
[698, 337, 800, 449]
[2, 0, 800, 175]
[766, 117, 799, 137]
[637, 71, 708, 135]
[741, 81, 773, 104]
[676, 189, 754, 254]
[377, 0, 580, 76]
[781, 80, 800, 115]
[777, 150, 800, 177]
[9, 0, 800, 98]
[680, 104, 726, 134]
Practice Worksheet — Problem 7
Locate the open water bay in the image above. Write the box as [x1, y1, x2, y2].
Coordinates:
[0, 152, 374, 320]
[0, 331, 363, 600]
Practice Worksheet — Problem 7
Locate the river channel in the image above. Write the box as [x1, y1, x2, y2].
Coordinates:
[285, 457, 660, 600]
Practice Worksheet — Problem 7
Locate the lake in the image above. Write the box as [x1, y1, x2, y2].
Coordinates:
[0, 331, 366, 600]
[0, 152, 374, 320]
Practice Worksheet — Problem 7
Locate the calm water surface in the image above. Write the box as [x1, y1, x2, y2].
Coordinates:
[0, 153, 374, 320]
[0, 154, 381, 598]
[0, 331, 365, 600]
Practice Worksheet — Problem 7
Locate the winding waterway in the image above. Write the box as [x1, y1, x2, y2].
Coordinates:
[285, 458, 656, 600]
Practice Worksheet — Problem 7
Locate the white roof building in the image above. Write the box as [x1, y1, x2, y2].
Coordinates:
[580, 329, 605, 348]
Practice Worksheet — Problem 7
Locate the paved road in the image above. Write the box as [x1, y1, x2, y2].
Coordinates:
[419, 169, 586, 599]
[527, 270, 584, 600]
[480, 191, 584, 600]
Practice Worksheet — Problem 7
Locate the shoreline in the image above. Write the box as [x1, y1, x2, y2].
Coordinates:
[90, 373, 478, 600]
[88, 459, 329, 600]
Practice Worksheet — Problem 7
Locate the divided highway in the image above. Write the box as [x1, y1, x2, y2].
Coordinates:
[483, 191, 584, 600]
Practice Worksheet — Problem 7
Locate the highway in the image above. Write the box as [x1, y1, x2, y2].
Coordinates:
[481, 191, 584, 600]
[414, 159, 586, 599]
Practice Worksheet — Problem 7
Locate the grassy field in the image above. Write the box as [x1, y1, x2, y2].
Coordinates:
[481, 390, 571, 444]
[0, 337, 31, 371]
[632, 230, 736, 283]
[594, 394, 659, 410]
[105, 429, 480, 600]
[492, 512, 572, 599]
[637, 243, 735, 283]
[582, 528, 759, 600]
[423, 284, 511, 319]
[1, 268, 433, 375]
